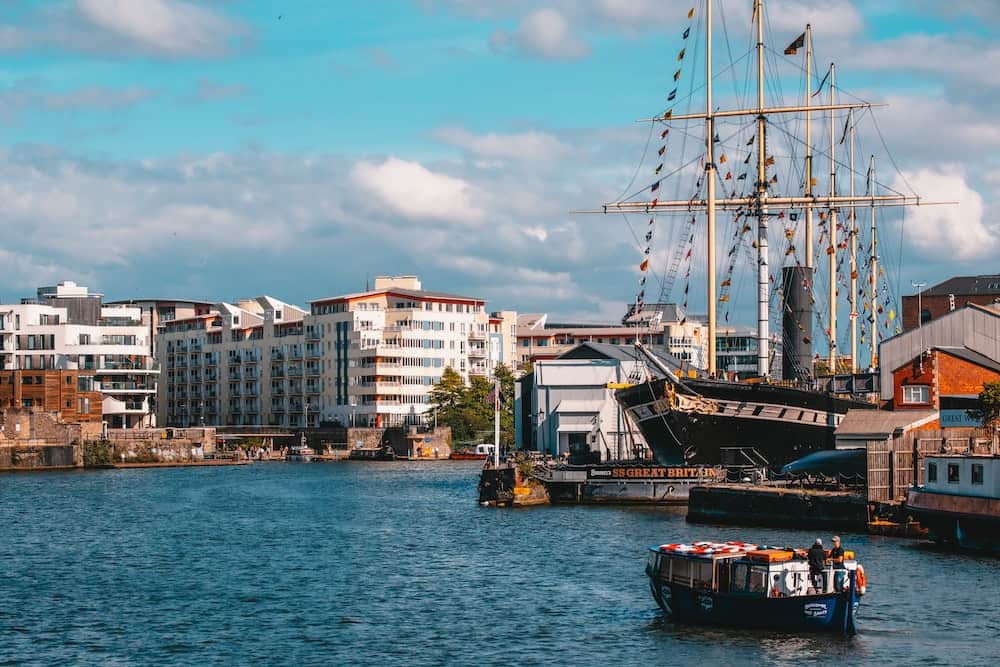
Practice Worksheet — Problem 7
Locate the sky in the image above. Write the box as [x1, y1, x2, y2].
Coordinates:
[0, 0, 997, 344]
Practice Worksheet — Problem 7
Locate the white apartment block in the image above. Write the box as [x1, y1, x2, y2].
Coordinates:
[0, 281, 158, 427]
[157, 276, 515, 429]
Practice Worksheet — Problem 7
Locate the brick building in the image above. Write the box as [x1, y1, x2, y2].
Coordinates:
[902, 274, 1000, 331]
[890, 347, 1000, 427]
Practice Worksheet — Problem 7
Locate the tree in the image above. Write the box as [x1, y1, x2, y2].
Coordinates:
[968, 381, 1000, 427]
[429, 367, 468, 437]
[494, 363, 516, 448]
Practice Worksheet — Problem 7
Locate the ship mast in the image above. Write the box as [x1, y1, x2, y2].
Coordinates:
[827, 63, 838, 373]
[804, 25, 813, 269]
[869, 155, 878, 371]
[706, 0, 717, 377]
[849, 108, 858, 373]
[754, 0, 769, 377]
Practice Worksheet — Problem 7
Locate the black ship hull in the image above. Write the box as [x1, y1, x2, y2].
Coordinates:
[616, 378, 874, 470]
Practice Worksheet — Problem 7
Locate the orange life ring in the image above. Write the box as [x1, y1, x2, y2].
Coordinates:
[856, 565, 867, 593]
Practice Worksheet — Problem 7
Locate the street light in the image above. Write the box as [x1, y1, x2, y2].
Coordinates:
[911, 281, 927, 329]
[912, 281, 927, 374]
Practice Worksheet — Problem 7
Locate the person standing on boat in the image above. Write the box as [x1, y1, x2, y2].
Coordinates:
[829, 536, 845, 568]
[808, 538, 826, 592]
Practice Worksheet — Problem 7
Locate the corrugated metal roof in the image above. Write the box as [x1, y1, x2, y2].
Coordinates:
[923, 274, 1000, 296]
[835, 409, 937, 438]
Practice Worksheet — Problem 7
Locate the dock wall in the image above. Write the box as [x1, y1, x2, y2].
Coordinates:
[687, 485, 868, 530]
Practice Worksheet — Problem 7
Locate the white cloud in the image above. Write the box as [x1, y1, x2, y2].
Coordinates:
[433, 127, 571, 162]
[491, 8, 589, 60]
[350, 157, 485, 224]
[892, 167, 993, 261]
[0, 80, 155, 123]
[0, 0, 248, 58]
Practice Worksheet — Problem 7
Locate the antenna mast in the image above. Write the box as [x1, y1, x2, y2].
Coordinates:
[706, 0, 717, 377]
[755, 0, 769, 378]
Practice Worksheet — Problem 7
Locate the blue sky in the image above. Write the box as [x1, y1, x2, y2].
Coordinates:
[1, 1, 998, 351]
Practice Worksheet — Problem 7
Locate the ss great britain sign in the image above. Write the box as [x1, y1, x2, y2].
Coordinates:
[586, 466, 721, 480]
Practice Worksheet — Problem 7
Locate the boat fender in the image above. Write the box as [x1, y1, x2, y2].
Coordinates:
[856, 565, 866, 595]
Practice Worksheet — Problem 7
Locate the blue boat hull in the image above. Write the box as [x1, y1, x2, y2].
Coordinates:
[647, 575, 860, 635]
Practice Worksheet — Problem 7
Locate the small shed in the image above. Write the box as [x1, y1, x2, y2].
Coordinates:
[834, 409, 938, 503]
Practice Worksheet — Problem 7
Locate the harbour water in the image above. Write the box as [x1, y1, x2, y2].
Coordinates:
[2, 462, 997, 665]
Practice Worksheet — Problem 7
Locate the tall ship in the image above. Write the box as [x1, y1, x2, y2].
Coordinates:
[586, 0, 951, 470]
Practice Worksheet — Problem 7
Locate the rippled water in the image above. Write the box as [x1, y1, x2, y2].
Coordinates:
[1, 462, 997, 665]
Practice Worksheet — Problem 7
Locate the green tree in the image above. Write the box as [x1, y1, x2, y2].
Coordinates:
[968, 380, 1000, 426]
[430, 367, 468, 436]
[494, 363, 516, 448]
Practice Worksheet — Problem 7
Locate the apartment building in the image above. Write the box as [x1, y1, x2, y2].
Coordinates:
[157, 296, 310, 428]
[0, 282, 158, 427]
[515, 306, 707, 369]
[157, 276, 514, 429]
[309, 276, 497, 428]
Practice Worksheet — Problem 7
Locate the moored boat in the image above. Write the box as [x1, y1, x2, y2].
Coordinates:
[450, 443, 496, 460]
[905, 453, 1000, 553]
[645, 540, 865, 635]
[285, 445, 315, 462]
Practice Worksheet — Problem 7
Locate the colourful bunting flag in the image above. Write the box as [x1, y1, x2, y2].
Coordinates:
[668, 89, 677, 101]
[640, 259, 649, 272]
[725, 171, 732, 180]
[688, 7, 695, 19]
[661, 128, 670, 139]
[682, 27, 690, 39]
[658, 146, 666, 156]
[784, 32, 805, 56]
[674, 69, 682, 82]
[678, 48, 686, 61]
[651, 180, 660, 192]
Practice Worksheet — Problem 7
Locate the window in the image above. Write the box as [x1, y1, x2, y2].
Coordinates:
[947, 463, 960, 483]
[902, 385, 929, 404]
[920, 309, 932, 324]
[972, 463, 984, 485]
[927, 462, 937, 482]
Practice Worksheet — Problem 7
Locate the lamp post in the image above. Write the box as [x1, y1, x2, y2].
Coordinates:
[911, 281, 927, 329]
[912, 281, 926, 374]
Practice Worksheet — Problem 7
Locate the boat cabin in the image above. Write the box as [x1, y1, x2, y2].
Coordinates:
[647, 542, 856, 597]
[922, 454, 1000, 499]
[475, 443, 497, 456]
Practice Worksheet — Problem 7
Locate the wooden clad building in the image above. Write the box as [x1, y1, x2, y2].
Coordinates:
[0, 370, 103, 423]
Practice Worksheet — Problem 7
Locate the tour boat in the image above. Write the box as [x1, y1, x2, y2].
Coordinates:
[645, 541, 865, 635]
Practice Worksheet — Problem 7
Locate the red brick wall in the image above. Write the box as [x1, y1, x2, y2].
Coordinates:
[892, 352, 937, 409]
[902, 294, 1000, 331]
[937, 351, 1000, 396]
[892, 349, 1000, 409]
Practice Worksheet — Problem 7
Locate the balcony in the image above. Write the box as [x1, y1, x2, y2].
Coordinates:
[287, 367, 303, 377]
[305, 364, 321, 376]
[305, 346, 321, 358]
[271, 351, 284, 361]
[305, 328, 321, 340]
[288, 350, 303, 360]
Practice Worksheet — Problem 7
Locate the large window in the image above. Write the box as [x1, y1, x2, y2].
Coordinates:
[902, 385, 929, 404]
[972, 463, 984, 485]
[927, 462, 937, 482]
